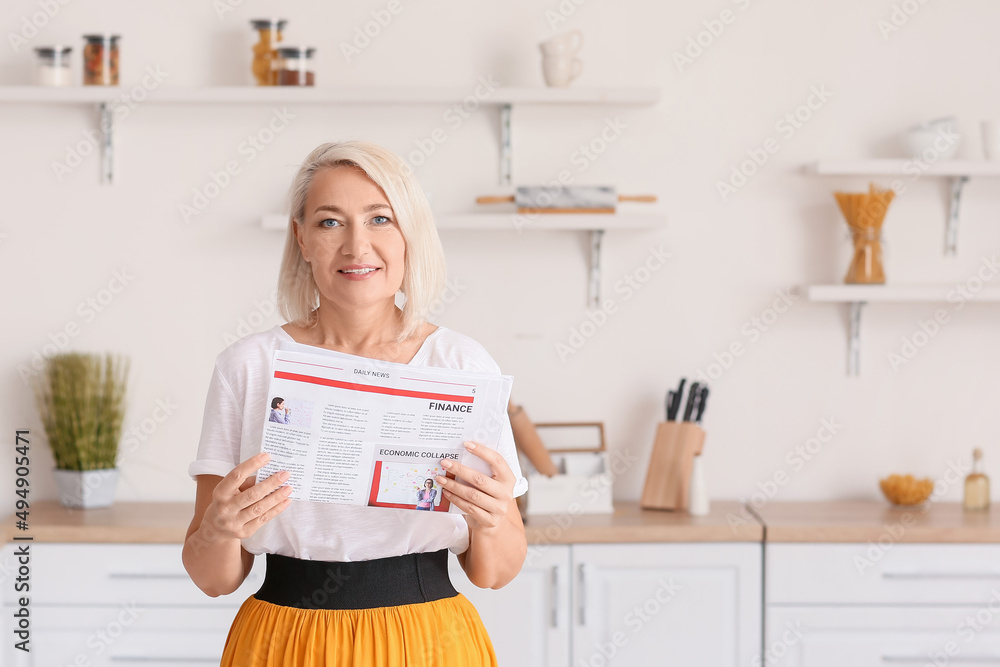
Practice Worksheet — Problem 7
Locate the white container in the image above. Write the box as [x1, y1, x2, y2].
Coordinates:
[525, 452, 613, 515]
[688, 455, 709, 516]
[521, 422, 613, 516]
[34, 46, 72, 87]
[539, 30, 584, 87]
[53, 468, 118, 508]
[900, 116, 960, 160]
[541, 55, 583, 87]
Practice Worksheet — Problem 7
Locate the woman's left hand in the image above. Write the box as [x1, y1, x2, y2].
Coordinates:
[437, 441, 515, 532]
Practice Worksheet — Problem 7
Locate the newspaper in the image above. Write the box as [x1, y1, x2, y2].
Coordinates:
[254, 339, 513, 513]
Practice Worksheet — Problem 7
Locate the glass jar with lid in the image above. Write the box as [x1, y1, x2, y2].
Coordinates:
[82, 34, 119, 86]
[250, 18, 286, 86]
[34, 46, 72, 87]
[275, 46, 315, 86]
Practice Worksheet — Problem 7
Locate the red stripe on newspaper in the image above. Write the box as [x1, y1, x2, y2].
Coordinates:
[273, 370, 474, 403]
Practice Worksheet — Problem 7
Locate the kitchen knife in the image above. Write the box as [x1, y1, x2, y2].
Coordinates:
[694, 386, 709, 424]
[668, 378, 686, 421]
[682, 382, 701, 422]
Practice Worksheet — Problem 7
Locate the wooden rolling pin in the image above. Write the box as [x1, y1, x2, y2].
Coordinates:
[477, 186, 657, 214]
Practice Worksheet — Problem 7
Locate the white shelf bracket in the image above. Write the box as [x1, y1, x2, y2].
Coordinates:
[499, 103, 512, 186]
[98, 102, 114, 185]
[945, 175, 969, 256]
[588, 229, 604, 308]
[848, 301, 865, 376]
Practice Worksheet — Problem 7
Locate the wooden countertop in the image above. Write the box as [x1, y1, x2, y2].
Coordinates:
[1, 501, 197, 543]
[754, 500, 1000, 543]
[523, 501, 761, 543]
[1, 500, 760, 544]
[5, 500, 995, 544]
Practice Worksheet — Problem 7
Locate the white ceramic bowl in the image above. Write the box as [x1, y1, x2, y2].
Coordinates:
[900, 116, 960, 159]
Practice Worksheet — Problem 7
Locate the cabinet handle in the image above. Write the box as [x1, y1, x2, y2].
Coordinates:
[882, 571, 1000, 580]
[550, 565, 559, 628]
[577, 563, 587, 627]
[883, 655, 1000, 663]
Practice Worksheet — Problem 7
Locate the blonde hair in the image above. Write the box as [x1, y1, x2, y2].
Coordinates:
[277, 141, 446, 343]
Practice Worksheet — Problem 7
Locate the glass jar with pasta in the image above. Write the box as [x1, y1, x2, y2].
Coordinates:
[82, 35, 119, 86]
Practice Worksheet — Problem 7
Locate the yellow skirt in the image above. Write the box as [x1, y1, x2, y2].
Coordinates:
[220, 592, 498, 667]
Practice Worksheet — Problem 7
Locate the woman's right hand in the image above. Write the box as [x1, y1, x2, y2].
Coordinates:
[201, 452, 293, 542]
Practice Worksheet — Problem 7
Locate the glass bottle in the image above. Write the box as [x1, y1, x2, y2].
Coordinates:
[964, 448, 990, 511]
[82, 35, 120, 86]
[250, 19, 286, 86]
[845, 227, 886, 284]
[34, 46, 72, 87]
[275, 46, 315, 86]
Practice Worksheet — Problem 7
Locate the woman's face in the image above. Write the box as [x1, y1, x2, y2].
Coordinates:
[424, 480, 433, 489]
[276, 400, 285, 411]
[294, 165, 406, 312]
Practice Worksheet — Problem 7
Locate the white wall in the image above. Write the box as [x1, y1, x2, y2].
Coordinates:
[3, 0, 998, 509]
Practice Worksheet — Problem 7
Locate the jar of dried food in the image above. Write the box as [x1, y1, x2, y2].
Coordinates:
[275, 46, 315, 86]
[964, 448, 990, 511]
[35, 46, 72, 87]
[250, 18, 286, 86]
[82, 35, 119, 86]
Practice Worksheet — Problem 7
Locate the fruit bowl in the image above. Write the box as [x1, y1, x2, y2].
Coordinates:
[879, 474, 934, 506]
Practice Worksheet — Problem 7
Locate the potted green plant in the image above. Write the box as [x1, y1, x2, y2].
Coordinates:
[32, 352, 130, 508]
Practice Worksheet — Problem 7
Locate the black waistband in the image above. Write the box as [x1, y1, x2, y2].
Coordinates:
[254, 549, 458, 610]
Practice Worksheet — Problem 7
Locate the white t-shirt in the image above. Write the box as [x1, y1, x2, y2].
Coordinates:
[187, 324, 528, 562]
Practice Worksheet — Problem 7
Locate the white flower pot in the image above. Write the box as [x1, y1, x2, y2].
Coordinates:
[53, 468, 119, 508]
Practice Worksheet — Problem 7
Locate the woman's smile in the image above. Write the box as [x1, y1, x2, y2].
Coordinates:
[338, 264, 382, 280]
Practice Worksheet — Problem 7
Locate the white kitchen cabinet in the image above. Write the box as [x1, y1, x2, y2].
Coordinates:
[767, 543, 1000, 605]
[1, 540, 763, 666]
[766, 606, 1000, 667]
[0, 543, 265, 667]
[453, 542, 763, 667]
[765, 543, 1000, 667]
[571, 543, 762, 667]
[449, 545, 572, 667]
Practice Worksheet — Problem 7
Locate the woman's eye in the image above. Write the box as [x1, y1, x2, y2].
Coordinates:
[372, 215, 391, 225]
[320, 218, 340, 228]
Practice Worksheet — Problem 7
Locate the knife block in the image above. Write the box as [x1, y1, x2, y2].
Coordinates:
[640, 421, 706, 511]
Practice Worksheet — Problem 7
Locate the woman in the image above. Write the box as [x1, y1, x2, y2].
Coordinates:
[182, 140, 528, 666]
[268, 397, 291, 424]
[417, 478, 437, 510]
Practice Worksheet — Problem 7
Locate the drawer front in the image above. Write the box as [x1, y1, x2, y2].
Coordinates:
[766, 606, 1000, 667]
[31, 629, 227, 666]
[767, 543, 1000, 605]
[2, 605, 244, 667]
[17, 543, 265, 606]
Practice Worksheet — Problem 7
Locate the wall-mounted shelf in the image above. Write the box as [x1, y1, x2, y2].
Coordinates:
[802, 283, 1000, 375]
[262, 212, 665, 307]
[806, 159, 1000, 256]
[0, 85, 662, 105]
[0, 85, 661, 185]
